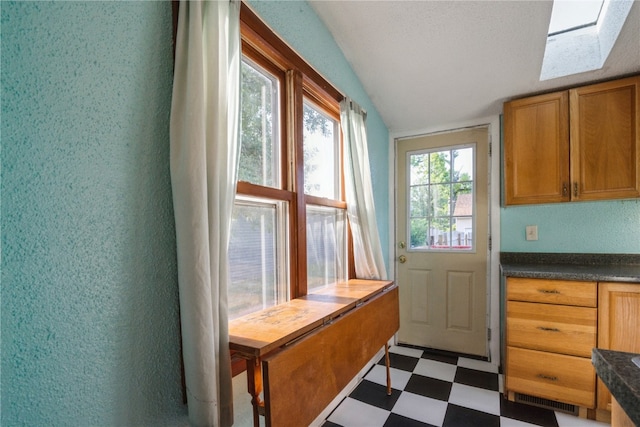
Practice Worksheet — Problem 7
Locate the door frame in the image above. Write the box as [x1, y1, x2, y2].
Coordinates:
[388, 116, 501, 366]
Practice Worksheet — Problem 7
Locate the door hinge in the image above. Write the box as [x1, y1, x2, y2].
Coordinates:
[487, 328, 492, 341]
[488, 236, 492, 251]
[489, 141, 492, 157]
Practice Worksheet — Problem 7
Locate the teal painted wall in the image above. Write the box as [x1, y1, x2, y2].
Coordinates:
[247, 0, 391, 270]
[2, 1, 391, 425]
[2, 2, 187, 425]
[500, 200, 640, 253]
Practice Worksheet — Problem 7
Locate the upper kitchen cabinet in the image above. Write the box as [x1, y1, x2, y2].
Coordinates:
[570, 77, 640, 202]
[504, 91, 570, 205]
[504, 75, 640, 206]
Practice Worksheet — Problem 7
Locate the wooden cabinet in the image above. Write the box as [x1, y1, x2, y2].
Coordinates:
[504, 91, 570, 205]
[505, 278, 597, 410]
[571, 78, 640, 201]
[596, 283, 640, 418]
[504, 75, 640, 205]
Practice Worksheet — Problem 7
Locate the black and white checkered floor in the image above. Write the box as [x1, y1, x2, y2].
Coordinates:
[322, 345, 609, 427]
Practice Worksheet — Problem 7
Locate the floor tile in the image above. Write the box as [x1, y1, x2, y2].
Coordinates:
[420, 350, 459, 365]
[454, 366, 499, 391]
[326, 397, 390, 427]
[364, 364, 413, 391]
[448, 383, 501, 416]
[413, 358, 457, 382]
[404, 373, 452, 401]
[390, 345, 424, 359]
[322, 345, 610, 427]
[348, 380, 401, 411]
[383, 413, 436, 427]
[500, 417, 551, 427]
[391, 392, 448, 427]
[442, 403, 501, 427]
[500, 397, 559, 427]
[555, 412, 610, 427]
[457, 356, 499, 373]
[379, 352, 420, 372]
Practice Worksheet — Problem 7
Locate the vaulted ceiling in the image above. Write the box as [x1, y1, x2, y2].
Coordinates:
[309, 0, 640, 133]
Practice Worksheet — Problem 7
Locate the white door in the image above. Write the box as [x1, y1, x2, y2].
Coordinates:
[395, 127, 489, 356]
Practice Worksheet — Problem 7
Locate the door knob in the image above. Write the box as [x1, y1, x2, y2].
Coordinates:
[398, 255, 407, 264]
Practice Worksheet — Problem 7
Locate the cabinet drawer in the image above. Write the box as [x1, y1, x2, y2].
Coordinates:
[507, 301, 596, 357]
[506, 346, 595, 408]
[507, 278, 596, 307]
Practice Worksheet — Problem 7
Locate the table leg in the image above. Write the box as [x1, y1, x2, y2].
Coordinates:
[385, 343, 392, 395]
[246, 357, 264, 427]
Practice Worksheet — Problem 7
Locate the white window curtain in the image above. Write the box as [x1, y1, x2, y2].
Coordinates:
[170, 1, 240, 426]
[340, 98, 388, 280]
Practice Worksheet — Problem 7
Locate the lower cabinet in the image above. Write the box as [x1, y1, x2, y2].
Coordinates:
[505, 278, 598, 416]
[596, 282, 640, 421]
[507, 347, 595, 407]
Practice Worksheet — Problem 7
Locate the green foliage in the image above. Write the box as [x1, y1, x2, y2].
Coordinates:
[238, 60, 276, 186]
[409, 149, 473, 247]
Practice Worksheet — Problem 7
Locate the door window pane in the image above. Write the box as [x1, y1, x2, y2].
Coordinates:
[306, 205, 346, 291]
[303, 101, 340, 199]
[408, 145, 475, 251]
[238, 57, 281, 188]
[228, 198, 289, 319]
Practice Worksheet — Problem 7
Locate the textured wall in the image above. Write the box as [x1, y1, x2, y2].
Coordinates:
[247, 0, 391, 271]
[1, 2, 187, 425]
[500, 200, 640, 253]
[499, 115, 640, 254]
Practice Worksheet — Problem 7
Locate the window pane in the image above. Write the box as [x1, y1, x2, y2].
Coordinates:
[410, 153, 429, 185]
[306, 205, 346, 291]
[429, 151, 451, 184]
[303, 101, 339, 199]
[410, 185, 429, 218]
[228, 198, 288, 319]
[452, 147, 473, 182]
[453, 183, 473, 249]
[410, 218, 428, 249]
[408, 145, 475, 251]
[430, 183, 451, 217]
[548, 0, 603, 35]
[432, 217, 452, 248]
[238, 57, 280, 188]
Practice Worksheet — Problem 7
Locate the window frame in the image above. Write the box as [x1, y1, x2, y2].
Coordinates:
[237, 3, 353, 303]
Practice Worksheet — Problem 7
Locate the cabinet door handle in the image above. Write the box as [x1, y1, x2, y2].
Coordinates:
[538, 289, 560, 294]
[573, 182, 578, 197]
[537, 374, 558, 382]
[562, 183, 568, 196]
[537, 326, 560, 332]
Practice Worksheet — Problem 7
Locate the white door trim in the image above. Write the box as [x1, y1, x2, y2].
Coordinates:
[388, 115, 501, 367]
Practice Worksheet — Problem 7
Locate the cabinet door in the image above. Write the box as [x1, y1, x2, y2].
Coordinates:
[506, 277, 597, 307]
[570, 76, 640, 201]
[504, 91, 570, 205]
[597, 282, 640, 412]
[507, 301, 596, 357]
[506, 346, 595, 408]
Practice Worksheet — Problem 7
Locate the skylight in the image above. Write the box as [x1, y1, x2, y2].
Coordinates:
[548, 0, 604, 35]
[540, 0, 634, 81]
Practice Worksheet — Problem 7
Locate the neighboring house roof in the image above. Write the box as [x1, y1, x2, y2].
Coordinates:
[453, 193, 472, 216]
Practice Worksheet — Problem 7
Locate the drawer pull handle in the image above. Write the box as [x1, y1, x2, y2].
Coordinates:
[537, 374, 558, 381]
[538, 289, 560, 294]
[537, 326, 560, 332]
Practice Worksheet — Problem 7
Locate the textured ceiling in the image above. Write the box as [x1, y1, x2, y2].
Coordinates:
[309, 0, 640, 133]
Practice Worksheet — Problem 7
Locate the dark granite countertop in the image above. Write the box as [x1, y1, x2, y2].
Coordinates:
[592, 349, 640, 425]
[500, 253, 640, 283]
